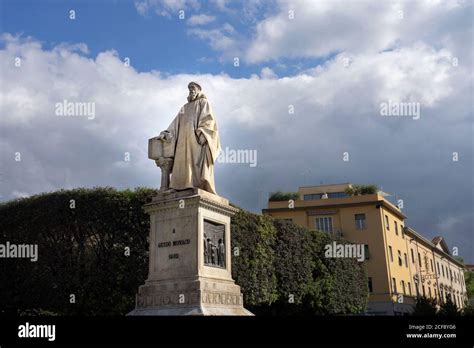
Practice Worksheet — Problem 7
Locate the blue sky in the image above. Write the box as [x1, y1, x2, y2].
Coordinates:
[0, 0, 472, 262]
[1, 0, 324, 77]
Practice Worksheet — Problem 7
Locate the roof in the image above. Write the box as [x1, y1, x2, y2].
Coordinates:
[265, 193, 406, 219]
[405, 227, 464, 268]
[298, 182, 351, 189]
[431, 236, 451, 255]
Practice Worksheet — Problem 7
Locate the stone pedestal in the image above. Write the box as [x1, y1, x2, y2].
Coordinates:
[128, 188, 253, 315]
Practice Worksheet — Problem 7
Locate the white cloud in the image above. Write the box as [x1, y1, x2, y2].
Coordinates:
[210, 0, 232, 12]
[260, 67, 277, 79]
[134, 0, 149, 16]
[12, 191, 30, 199]
[187, 23, 240, 59]
[0, 33, 468, 181]
[437, 214, 465, 232]
[134, 0, 200, 17]
[187, 14, 216, 26]
[0, 33, 471, 261]
[173, 0, 471, 67]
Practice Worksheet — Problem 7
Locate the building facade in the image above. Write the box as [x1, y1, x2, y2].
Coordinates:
[263, 183, 468, 315]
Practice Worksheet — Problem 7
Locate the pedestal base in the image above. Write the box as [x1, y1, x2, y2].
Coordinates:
[127, 188, 253, 316]
[128, 276, 253, 316]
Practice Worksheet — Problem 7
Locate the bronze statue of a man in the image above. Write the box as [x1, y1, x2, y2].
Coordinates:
[158, 82, 221, 194]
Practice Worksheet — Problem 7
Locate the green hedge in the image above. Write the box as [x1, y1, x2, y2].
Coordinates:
[0, 187, 368, 315]
[230, 209, 278, 306]
[0, 187, 153, 315]
[232, 217, 368, 315]
[268, 191, 300, 201]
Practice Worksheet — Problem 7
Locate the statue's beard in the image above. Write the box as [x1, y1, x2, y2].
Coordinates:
[188, 92, 199, 102]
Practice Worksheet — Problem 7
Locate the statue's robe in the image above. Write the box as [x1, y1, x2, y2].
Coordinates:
[165, 93, 220, 194]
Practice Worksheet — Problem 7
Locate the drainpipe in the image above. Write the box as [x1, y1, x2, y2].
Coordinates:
[412, 238, 422, 297]
[404, 233, 415, 301]
[431, 250, 441, 306]
[447, 259, 454, 303]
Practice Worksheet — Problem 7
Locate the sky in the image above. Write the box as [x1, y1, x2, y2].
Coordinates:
[0, 0, 472, 262]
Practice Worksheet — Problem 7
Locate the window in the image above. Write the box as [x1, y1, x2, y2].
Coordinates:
[404, 253, 408, 267]
[395, 221, 398, 235]
[364, 245, 370, 260]
[442, 265, 445, 278]
[355, 214, 366, 230]
[401, 226, 404, 239]
[401, 280, 406, 294]
[422, 285, 425, 297]
[392, 278, 397, 294]
[385, 215, 390, 230]
[418, 252, 422, 268]
[398, 250, 402, 266]
[428, 287, 432, 298]
[430, 259, 433, 272]
[437, 262, 440, 275]
[389, 246, 393, 262]
[327, 192, 347, 199]
[411, 249, 415, 263]
[304, 194, 320, 200]
[408, 282, 412, 296]
[304, 192, 347, 200]
[315, 217, 333, 233]
[368, 277, 373, 293]
[450, 269, 453, 281]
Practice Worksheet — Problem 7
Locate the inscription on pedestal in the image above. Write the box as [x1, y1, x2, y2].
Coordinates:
[158, 238, 191, 261]
[203, 220, 225, 268]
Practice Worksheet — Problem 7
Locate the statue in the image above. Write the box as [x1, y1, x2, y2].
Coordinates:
[130, 86, 252, 315]
[217, 238, 225, 267]
[149, 82, 221, 194]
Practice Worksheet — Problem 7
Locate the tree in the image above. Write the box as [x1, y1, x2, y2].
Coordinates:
[462, 303, 474, 316]
[464, 271, 474, 298]
[268, 191, 300, 201]
[412, 296, 438, 315]
[344, 184, 378, 196]
[439, 297, 459, 316]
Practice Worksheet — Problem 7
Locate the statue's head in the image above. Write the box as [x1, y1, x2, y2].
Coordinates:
[187, 81, 202, 102]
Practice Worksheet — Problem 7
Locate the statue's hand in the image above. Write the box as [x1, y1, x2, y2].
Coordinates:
[198, 133, 207, 145]
[158, 131, 171, 141]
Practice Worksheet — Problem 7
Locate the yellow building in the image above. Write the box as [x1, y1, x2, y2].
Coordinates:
[263, 183, 468, 315]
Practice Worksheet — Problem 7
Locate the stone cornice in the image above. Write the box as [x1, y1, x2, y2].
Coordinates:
[144, 192, 238, 217]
